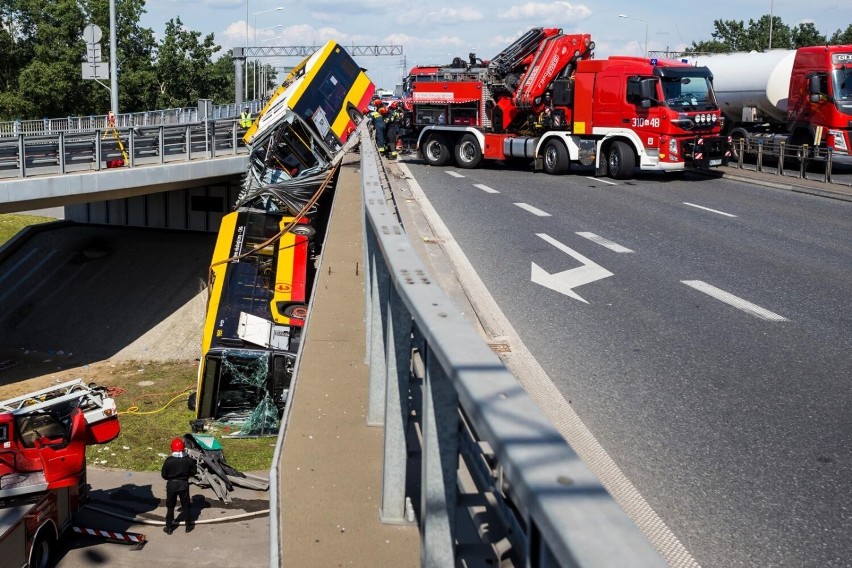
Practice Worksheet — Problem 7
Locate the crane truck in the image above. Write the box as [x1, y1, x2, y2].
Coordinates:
[0, 379, 128, 567]
[687, 45, 852, 162]
[410, 27, 729, 179]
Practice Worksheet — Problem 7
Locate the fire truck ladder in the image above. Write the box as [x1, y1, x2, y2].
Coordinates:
[0, 379, 116, 425]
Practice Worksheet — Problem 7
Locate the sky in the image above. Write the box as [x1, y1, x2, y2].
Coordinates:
[139, 0, 848, 91]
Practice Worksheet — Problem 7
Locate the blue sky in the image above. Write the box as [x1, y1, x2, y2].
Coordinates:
[140, 0, 847, 91]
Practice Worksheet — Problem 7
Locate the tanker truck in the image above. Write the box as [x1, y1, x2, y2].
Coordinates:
[688, 46, 852, 161]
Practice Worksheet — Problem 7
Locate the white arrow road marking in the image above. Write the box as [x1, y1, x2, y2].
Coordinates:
[473, 183, 500, 194]
[446, 171, 465, 178]
[683, 202, 737, 217]
[514, 203, 552, 217]
[531, 233, 614, 303]
[682, 280, 788, 321]
[576, 232, 634, 253]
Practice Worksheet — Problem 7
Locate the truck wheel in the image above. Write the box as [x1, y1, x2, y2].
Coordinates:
[31, 530, 56, 568]
[607, 141, 635, 180]
[543, 139, 569, 174]
[422, 134, 451, 166]
[454, 134, 482, 169]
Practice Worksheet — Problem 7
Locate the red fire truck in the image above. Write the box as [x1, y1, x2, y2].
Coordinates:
[406, 28, 728, 179]
[0, 380, 135, 567]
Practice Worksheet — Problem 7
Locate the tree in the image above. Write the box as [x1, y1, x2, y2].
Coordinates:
[155, 17, 221, 109]
[829, 25, 852, 45]
[792, 22, 826, 48]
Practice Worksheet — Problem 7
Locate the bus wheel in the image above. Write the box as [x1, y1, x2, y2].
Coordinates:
[422, 134, 451, 166]
[283, 304, 308, 320]
[31, 530, 56, 568]
[454, 134, 482, 169]
[543, 139, 569, 174]
[607, 141, 634, 180]
[347, 106, 363, 125]
[291, 225, 316, 238]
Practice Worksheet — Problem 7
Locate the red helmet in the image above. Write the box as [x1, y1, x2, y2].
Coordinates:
[372, 98, 382, 106]
[170, 438, 185, 452]
[390, 101, 398, 109]
[379, 107, 388, 115]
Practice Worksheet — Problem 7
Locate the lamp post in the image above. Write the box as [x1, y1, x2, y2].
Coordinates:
[252, 21, 283, 100]
[618, 14, 649, 57]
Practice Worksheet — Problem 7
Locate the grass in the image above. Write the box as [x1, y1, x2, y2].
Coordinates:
[0, 213, 55, 245]
[91, 360, 276, 473]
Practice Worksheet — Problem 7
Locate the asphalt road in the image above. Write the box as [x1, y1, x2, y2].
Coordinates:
[402, 159, 852, 567]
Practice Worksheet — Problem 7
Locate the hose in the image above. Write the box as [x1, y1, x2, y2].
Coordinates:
[83, 504, 269, 526]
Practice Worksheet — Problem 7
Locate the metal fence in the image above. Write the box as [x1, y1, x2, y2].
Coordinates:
[357, 137, 665, 567]
[0, 120, 248, 179]
[0, 101, 261, 138]
[726, 138, 852, 187]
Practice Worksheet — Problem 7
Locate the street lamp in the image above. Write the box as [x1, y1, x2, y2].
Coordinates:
[619, 14, 648, 57]
[253, 23, 283, 99]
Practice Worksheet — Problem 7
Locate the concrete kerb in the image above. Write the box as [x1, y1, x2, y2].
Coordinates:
[702, 166, 852, 202]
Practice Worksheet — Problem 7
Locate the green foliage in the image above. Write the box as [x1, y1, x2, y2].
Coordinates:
[0, 213, 54, 244]
[829, 25, 852, 45]
[688, 16, 850, 54]
[0, 1, 238, 120]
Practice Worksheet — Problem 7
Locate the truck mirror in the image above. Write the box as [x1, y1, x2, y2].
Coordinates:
[640, 78, 656, 104]
[808, 74, 821, 96]
[809, 93, 822, 103]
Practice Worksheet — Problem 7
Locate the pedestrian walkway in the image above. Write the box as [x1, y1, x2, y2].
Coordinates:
[278, 156, 419, 566]
[713, 164, 852, 202]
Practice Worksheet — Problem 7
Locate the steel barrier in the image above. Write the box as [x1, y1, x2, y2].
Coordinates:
[356, 134, 665, 567]
[727, 137, 852, 187]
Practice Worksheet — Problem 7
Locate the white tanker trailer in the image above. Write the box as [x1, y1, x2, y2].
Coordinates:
[688, 46, 852, 160]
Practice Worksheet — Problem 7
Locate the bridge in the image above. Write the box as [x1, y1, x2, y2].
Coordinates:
[1, 111, 851, 567]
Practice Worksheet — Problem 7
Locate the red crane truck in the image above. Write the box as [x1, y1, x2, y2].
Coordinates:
[410, 27, 728, 179]
[0, 379, 129, 567]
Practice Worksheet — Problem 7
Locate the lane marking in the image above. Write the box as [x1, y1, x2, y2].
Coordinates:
[576, 232, 634, 253]
[531, 233, 613, 304]
[514, 203, 552, 217]
[681, 280, 788, 321]
[683, 202, 737, 218]
[586, 176, 618, 186]
[473, 183, 500, 194]
[446, 171, 465, 178]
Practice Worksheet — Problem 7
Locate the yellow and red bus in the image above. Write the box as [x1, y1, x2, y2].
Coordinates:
[242, 40, 375, 191]
[194, 208, 314, 434]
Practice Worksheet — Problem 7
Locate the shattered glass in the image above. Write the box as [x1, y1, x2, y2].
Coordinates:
[214, 350, 279, 435]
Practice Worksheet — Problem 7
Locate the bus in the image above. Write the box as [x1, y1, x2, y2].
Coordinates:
[241, 40, 375, 202]
[194, 208, 315, 435]
[194, 42, 373, 435]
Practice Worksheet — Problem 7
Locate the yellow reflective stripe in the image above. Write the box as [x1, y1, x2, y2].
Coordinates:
[330, 72, 372, 138]
[201, 211, 238, 355]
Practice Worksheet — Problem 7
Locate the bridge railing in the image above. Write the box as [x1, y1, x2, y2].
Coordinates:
[0, 120, 249, 179]
[0, 101, 262, 138]
[356, 137, 665, 567]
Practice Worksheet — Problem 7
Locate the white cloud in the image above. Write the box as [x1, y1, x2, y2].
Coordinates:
[498, 2, 591, 22]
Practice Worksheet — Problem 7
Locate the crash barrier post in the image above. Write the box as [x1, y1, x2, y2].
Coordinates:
[358, 138, 666, 567]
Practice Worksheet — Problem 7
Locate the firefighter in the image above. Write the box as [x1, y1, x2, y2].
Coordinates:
[161, 437, 198, 534]
[240, 108, 253, 128]
[385, 101, 402, 158]
[372, 106, 387, 153]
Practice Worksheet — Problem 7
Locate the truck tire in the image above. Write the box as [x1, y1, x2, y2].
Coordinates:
[607, 141, 634, 180]
[422, 134, 452, 166]
[31, 530, 56, 568]
[454, 134, 482, 169]
[543, 139, 570, 174]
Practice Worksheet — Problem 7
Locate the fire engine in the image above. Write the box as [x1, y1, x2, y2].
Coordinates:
[405, 27, 728, 179]
[0, 379, 137, 567]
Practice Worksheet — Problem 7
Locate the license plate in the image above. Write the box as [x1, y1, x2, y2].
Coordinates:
[709, 159, 722, 166]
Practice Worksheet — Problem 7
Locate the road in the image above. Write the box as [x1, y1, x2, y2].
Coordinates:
[401, 159, 852, 567]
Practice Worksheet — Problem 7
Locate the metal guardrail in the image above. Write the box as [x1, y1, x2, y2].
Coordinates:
[0, 120, 248, 179]
[727, 138, 852, 187]
[358, 137, 665, 566]
[0, 101, 261, 138]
